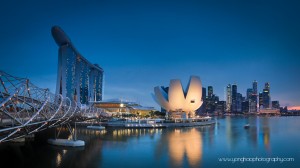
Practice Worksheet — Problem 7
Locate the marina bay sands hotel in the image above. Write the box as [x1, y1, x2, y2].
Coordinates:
[51, 26, 104, 105]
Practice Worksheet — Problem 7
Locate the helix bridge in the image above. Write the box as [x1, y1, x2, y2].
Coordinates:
[0, 71, 105, 143]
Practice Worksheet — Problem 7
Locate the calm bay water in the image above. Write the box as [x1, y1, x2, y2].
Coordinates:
[0, 116, 299, 168]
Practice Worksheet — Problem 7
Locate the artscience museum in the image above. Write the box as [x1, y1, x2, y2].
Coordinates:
[154, 76, 203, 119]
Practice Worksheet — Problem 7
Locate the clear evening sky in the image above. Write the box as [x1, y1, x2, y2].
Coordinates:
[0, 0, 299, 109]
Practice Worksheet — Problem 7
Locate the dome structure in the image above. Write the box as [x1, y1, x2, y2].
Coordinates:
[154, 76, 203, 118]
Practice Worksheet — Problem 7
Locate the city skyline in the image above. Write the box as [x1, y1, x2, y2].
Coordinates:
[0, 0, 300, 110]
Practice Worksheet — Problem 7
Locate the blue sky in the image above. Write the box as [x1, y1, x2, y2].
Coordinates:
[0, 0, 300, 109]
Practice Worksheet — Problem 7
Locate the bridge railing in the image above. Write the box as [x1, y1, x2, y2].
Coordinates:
[0, 71, 104, 142]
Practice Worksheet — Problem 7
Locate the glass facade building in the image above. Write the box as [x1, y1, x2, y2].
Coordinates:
[231, 84, 237, 112]
[208, 86, 213, 98]
[251, 80, 258, 112]
[226, 84, 232, 112]
[262, 82, 271, 108]
[52, 26, 104, 105]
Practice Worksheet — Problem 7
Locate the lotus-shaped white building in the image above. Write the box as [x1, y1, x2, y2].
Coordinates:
[154, 76, 203, 118]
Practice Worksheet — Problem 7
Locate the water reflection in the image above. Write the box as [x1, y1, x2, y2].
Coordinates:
[225, 116, 242, 149]
[260, 117, 271, 152]
[3, 116, 298, 168]
[246, 117, 271, 152]
[110, 128, 161, 140]
[56, 152, 62, 167]
[223, 116, 271, 152]
[169, 128, 202, 167]
[246, 117, 258, 148]
[49, 127, 106, 168]
[53, 117, 273, 167]
[156, 128, 203, 168]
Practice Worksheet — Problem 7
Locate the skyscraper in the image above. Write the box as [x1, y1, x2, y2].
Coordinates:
[202, 87, 206, 103]
[259, 92, 263, 108]
[206, 86, 216, 114]
[262, 89, 270, 108]
[251, 80, 258, 112]
[242, 100, 250, 113]
[216, 101, 226, 114]
[226, 84, 232, 112]
[252, 80, 258, 95]
[52, 26, 104, 105]
[236, 92, 243, 112]
[196, 87, 206, 114]
[246, 88, 253, 100]
[231, 84, 237, 112]
[208, 86, 213, 98]
[262, 82, 271, 108]
[265, 82, 270, 92]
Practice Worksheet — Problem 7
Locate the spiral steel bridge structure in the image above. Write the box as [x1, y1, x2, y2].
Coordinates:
[0, 71, 104, 143]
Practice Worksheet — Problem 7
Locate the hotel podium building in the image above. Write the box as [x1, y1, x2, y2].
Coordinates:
[52, 26, 104, 105]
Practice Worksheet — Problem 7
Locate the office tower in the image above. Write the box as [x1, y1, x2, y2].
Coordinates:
[208, 86, 213, 98]
[252, 80, 258, 95]
[242, 100, 250, 113]
[206, 86, 217, 114]
[265, 82, 270, 92]
[259, 92, 263, 108]
[202, 87, 206, 103]
[249, 97, 257, 113]
[226, 84, 232, 112]
[196, 87, 206, 114]
[231, 84, 237, 112]
[216, 101, 226, 114]
[237, 93, 242, 112]
[262, 82, 271, 108]
[246, 88, 253, 100]
[252, 80, 258, 112]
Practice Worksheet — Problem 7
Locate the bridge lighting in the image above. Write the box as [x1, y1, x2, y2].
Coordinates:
[0, 71, 103, 142]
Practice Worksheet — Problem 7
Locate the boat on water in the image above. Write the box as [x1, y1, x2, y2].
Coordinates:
[87, 125, 105, 130]
[107, 116, 215, 128]
[244, 124, 250, 129]
[125, 119, 165, 128]
[85, 118, 106, 130]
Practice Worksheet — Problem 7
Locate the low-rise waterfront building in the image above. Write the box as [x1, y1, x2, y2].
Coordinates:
[92, 99, 155, 117]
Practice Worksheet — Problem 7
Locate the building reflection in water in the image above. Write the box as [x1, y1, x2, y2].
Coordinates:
[225, 116, 236, 149]
[54, 127, 107, 168]
[224, 116, 271, 152]
[246, 117, 258, 148]
[245, 117, 271, 152]
[156, 128, 203, 168]
[53, 118, 270, 168]
[54, 128, 163, 167]
[111, 128, 160, 139]
[56, 152, 62, 167]
[261, 117, 270, 152]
